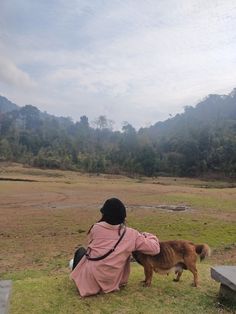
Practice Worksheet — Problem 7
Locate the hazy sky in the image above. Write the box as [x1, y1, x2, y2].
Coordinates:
[1, 0, 236, 128]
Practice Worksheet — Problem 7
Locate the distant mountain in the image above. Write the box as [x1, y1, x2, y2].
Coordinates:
[0, 89, 235, 177]
[140, 88, 236, 139]
[1, 88, 236, 134]
[0, 95, 72, 124]
[0, 95, 19, 113]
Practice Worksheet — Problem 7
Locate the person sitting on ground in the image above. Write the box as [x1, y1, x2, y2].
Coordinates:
[70, 197, 160, 297]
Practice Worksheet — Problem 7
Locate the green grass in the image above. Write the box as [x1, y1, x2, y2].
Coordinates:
[5, 264, 235, 314]
[128, 212, 236, 248]
[158, 193, 236, 212]
[1, 167, 235, 313]
[136, 191, 236, 213]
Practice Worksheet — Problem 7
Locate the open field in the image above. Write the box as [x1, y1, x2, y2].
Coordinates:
[0, 163, 236, 313]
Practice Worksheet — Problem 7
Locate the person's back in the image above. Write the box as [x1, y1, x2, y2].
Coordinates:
[70, 198, 160, 297]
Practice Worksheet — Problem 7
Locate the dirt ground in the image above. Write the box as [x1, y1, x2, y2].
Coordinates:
[0, 163, 236, 274]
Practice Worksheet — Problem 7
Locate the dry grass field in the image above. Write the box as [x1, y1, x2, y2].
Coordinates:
[0, 163, 235, 313]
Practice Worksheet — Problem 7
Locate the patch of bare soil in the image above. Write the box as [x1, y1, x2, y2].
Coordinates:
[210, 244, 236, 265]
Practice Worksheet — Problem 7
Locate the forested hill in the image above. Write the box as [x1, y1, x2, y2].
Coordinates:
[141, 88, 236, 139]
[0, 95, 19, 113]
[0, 89, 236, 178]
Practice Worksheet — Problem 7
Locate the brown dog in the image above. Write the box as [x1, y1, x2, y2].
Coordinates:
[132, 240, 210, 287]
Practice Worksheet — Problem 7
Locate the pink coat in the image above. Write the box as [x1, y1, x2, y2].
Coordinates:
[70, 222, 160, 297]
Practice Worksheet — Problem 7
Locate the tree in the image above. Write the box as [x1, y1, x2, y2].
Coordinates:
[93, 115, 114, 130]
[79, 115, 89, 129]
[0, 139, 12, 160]
[19, 105, 41, 130]
[122, 122, 136, 135]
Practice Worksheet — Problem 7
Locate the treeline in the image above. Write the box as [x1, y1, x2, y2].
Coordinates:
[0, 89, 236, 178]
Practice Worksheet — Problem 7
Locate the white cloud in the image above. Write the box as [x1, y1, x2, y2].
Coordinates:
[0, 55, 36, 89]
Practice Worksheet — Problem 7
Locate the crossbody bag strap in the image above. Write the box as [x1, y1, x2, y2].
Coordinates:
[85, 226, 126, 261]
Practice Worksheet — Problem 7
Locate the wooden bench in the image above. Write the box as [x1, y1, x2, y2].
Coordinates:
[211, 266, 236, 305]
[0, 281, 12, 314]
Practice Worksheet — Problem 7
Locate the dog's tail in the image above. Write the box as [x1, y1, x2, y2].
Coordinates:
[194, 243, 211, 261]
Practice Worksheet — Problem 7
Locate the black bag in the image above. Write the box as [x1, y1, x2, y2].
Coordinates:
[72, 247, 87, 270]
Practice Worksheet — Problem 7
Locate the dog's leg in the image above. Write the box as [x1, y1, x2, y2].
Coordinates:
[173, 269, 183, 282]
[184, 254, 199, 287]
[188, 266, 199, 287]
[185, 261, 198, 287]
[188, 266, 198, 287]
[143, 264, 153, 287]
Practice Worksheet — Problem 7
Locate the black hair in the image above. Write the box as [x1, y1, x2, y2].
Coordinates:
[87, 198, 126, 234]
[100, 198, 126, 225]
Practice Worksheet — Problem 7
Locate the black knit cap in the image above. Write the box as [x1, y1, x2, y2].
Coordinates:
[100, 198, 126, 225]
